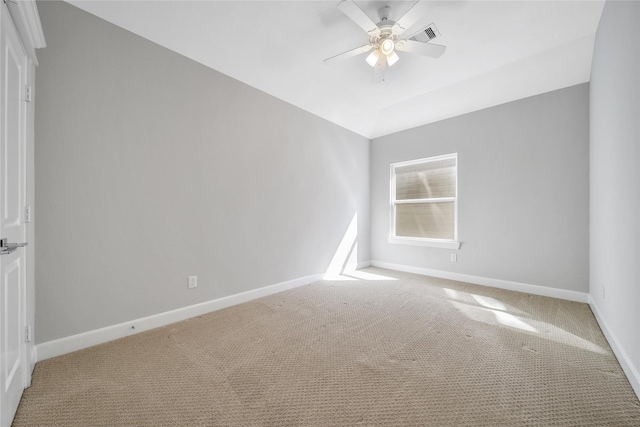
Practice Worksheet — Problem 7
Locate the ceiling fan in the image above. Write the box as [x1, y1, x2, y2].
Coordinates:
[324, 0, 446, 83]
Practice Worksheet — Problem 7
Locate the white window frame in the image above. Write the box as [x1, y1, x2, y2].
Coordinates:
[389, 153, 460, 250]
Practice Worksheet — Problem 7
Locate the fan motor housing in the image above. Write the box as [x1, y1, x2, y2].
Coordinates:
[370, 21, 397, 45]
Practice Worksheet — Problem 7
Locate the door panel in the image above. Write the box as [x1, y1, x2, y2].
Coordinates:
[1, 4, 24, 241]
[0, 3, 27, 426]
[3, 258, 21, 388]
[4, 35, 21, 228]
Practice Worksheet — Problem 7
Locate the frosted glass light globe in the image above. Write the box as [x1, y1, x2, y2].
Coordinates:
[380, 39, 395, 55]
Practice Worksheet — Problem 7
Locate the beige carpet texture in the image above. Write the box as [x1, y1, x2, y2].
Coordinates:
[13, 268, 640, 426]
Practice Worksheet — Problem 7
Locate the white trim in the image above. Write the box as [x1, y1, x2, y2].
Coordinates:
[5, 0, 45, 65]
[370, 260, 588, 303]
[395, 197, 455, 205]
[588, 296, 640, 400]
[356, 260, 371, 269]
[28, 345, 36, 384]
[393, 153, 458, 167]
[36, 273, 323, 361]
[388, 236, 461, 249]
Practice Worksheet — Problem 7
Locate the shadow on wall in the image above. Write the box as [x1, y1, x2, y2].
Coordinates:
[324, 213, 397, 282]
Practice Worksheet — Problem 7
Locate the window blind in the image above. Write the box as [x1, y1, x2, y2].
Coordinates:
[395, 158, 456, 200]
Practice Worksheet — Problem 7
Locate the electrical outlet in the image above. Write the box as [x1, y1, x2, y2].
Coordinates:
[601, 283, 606, 299]
[451, 254, 457, 262]
[188, 275, 197, 289]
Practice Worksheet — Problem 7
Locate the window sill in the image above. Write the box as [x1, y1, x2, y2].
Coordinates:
[388, 236, 461, 250]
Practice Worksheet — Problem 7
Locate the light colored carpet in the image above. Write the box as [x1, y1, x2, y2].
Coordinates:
[13, 268, 640, 426]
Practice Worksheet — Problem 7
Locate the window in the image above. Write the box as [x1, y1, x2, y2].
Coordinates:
[389, 153, 460, 249]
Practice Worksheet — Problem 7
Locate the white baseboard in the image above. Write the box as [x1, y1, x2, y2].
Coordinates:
[370, 260, 589, 303]
[356, 261, 371, 269]
[36, 273, 324, 362]
[588, 296, 640, 400]
[29, 343, 37, 370]
[35, 262, 590, 363]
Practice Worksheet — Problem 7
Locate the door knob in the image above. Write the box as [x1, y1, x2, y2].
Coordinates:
[0, 238, 28, 255]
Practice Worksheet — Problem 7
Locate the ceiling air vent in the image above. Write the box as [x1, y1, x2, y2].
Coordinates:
[411, 24, 441, 43]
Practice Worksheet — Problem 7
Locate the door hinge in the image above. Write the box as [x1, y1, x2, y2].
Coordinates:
[25, 86, 32, 102]
[25, 325, 32, 343]
[25, 206, 31, 223]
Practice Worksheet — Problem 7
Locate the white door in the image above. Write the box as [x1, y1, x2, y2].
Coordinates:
[0, 3, 28, 426]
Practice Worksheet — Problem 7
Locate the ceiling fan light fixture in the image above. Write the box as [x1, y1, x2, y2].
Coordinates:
[386, 50, 400, 66]
[380, 38, 395, 55]
[366, 49, 380, 67]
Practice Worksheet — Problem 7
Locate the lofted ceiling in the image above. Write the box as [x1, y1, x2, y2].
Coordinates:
[64, 0, 605, 139]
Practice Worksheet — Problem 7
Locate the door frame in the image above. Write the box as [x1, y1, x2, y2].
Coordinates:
[4, 0, 44, 376]
[0, 2, 29, 424]
[0, 2, 43, 424]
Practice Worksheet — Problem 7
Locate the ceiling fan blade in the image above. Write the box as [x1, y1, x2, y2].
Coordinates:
[396, 40, 446, 58]
[324, 44, 373, 64]
[394, 1, 430, 38]
[338, 0, 380, 37]
[372, 55, 387, 84]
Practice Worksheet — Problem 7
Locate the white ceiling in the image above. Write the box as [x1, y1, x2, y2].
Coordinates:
[64, 0, 605, 139]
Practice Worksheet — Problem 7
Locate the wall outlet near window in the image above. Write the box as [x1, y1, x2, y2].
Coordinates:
[188, 275, 197, 289]
[450, 254, 457, 262]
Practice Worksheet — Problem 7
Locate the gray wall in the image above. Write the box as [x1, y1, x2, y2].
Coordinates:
[371, 84, 590, 293]
[590, 0, 640, 383]
[35, 1, 370, 344]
